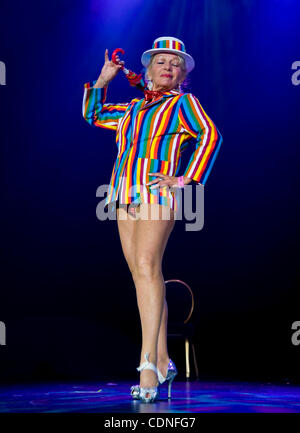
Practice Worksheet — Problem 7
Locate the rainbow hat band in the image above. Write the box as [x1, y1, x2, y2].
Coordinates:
[141, 37, 195, 73]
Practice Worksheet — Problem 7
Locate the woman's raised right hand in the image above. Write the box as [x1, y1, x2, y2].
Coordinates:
[96, 49, 125, 87]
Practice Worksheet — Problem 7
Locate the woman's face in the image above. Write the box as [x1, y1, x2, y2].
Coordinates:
[147, 53, 185, 92]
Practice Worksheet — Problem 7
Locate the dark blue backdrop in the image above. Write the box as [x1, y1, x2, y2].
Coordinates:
[0, 0, 299, 383]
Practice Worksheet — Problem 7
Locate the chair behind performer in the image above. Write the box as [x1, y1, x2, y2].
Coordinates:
[165, 279, 199, 380]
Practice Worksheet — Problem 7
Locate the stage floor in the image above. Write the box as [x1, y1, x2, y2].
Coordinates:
[0, 380, 300, 413]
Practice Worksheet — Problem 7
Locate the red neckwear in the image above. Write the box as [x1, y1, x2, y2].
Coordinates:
[143, 89, 166, 102]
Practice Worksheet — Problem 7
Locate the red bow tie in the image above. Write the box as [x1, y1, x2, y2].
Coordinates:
[144, 89, 165, 102]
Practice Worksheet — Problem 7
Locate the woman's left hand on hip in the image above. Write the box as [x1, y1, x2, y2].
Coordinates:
[146, 173, 191, 189]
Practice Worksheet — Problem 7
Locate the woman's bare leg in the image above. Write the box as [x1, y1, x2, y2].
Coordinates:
[156, 298, 170, 378]
[116, 205, 138, 275]
[116, 203, 175, 384]
[132, 203, 175, 388]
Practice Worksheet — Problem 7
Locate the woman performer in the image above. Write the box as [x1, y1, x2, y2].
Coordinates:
[82, 36, 222, 403]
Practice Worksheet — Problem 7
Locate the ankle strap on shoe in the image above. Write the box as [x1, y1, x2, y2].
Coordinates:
[157, 369, 166, 383]
[137, 352, 158, 374]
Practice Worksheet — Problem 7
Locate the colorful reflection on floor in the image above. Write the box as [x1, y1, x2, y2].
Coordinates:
[0, 381, 300, 413]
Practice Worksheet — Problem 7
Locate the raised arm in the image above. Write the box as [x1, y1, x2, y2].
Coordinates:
[82, 49, 130, 130]
[178, 93, 223, 185]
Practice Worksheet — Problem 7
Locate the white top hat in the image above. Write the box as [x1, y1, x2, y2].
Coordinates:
[141, 36, 195, 73]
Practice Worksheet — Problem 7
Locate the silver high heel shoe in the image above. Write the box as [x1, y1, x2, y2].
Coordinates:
[130, 358, 177, 400]
[132, 352, 160, 403]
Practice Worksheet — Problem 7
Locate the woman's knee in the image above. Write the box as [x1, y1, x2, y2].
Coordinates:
[132, 254, 162, 280]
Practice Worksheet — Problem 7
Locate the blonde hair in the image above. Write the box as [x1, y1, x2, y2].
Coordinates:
[145, 53, 188, 92]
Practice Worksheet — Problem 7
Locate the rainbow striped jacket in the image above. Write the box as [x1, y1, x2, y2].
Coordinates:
[82, 80, 222, 212]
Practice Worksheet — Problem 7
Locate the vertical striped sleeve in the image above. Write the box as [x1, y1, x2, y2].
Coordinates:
[82, 80, 129, 131]
[178, 93, 223, 185]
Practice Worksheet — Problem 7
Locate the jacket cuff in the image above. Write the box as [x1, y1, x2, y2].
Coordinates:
[183, 170, 203, 185]
[83, 80, 108, 103]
